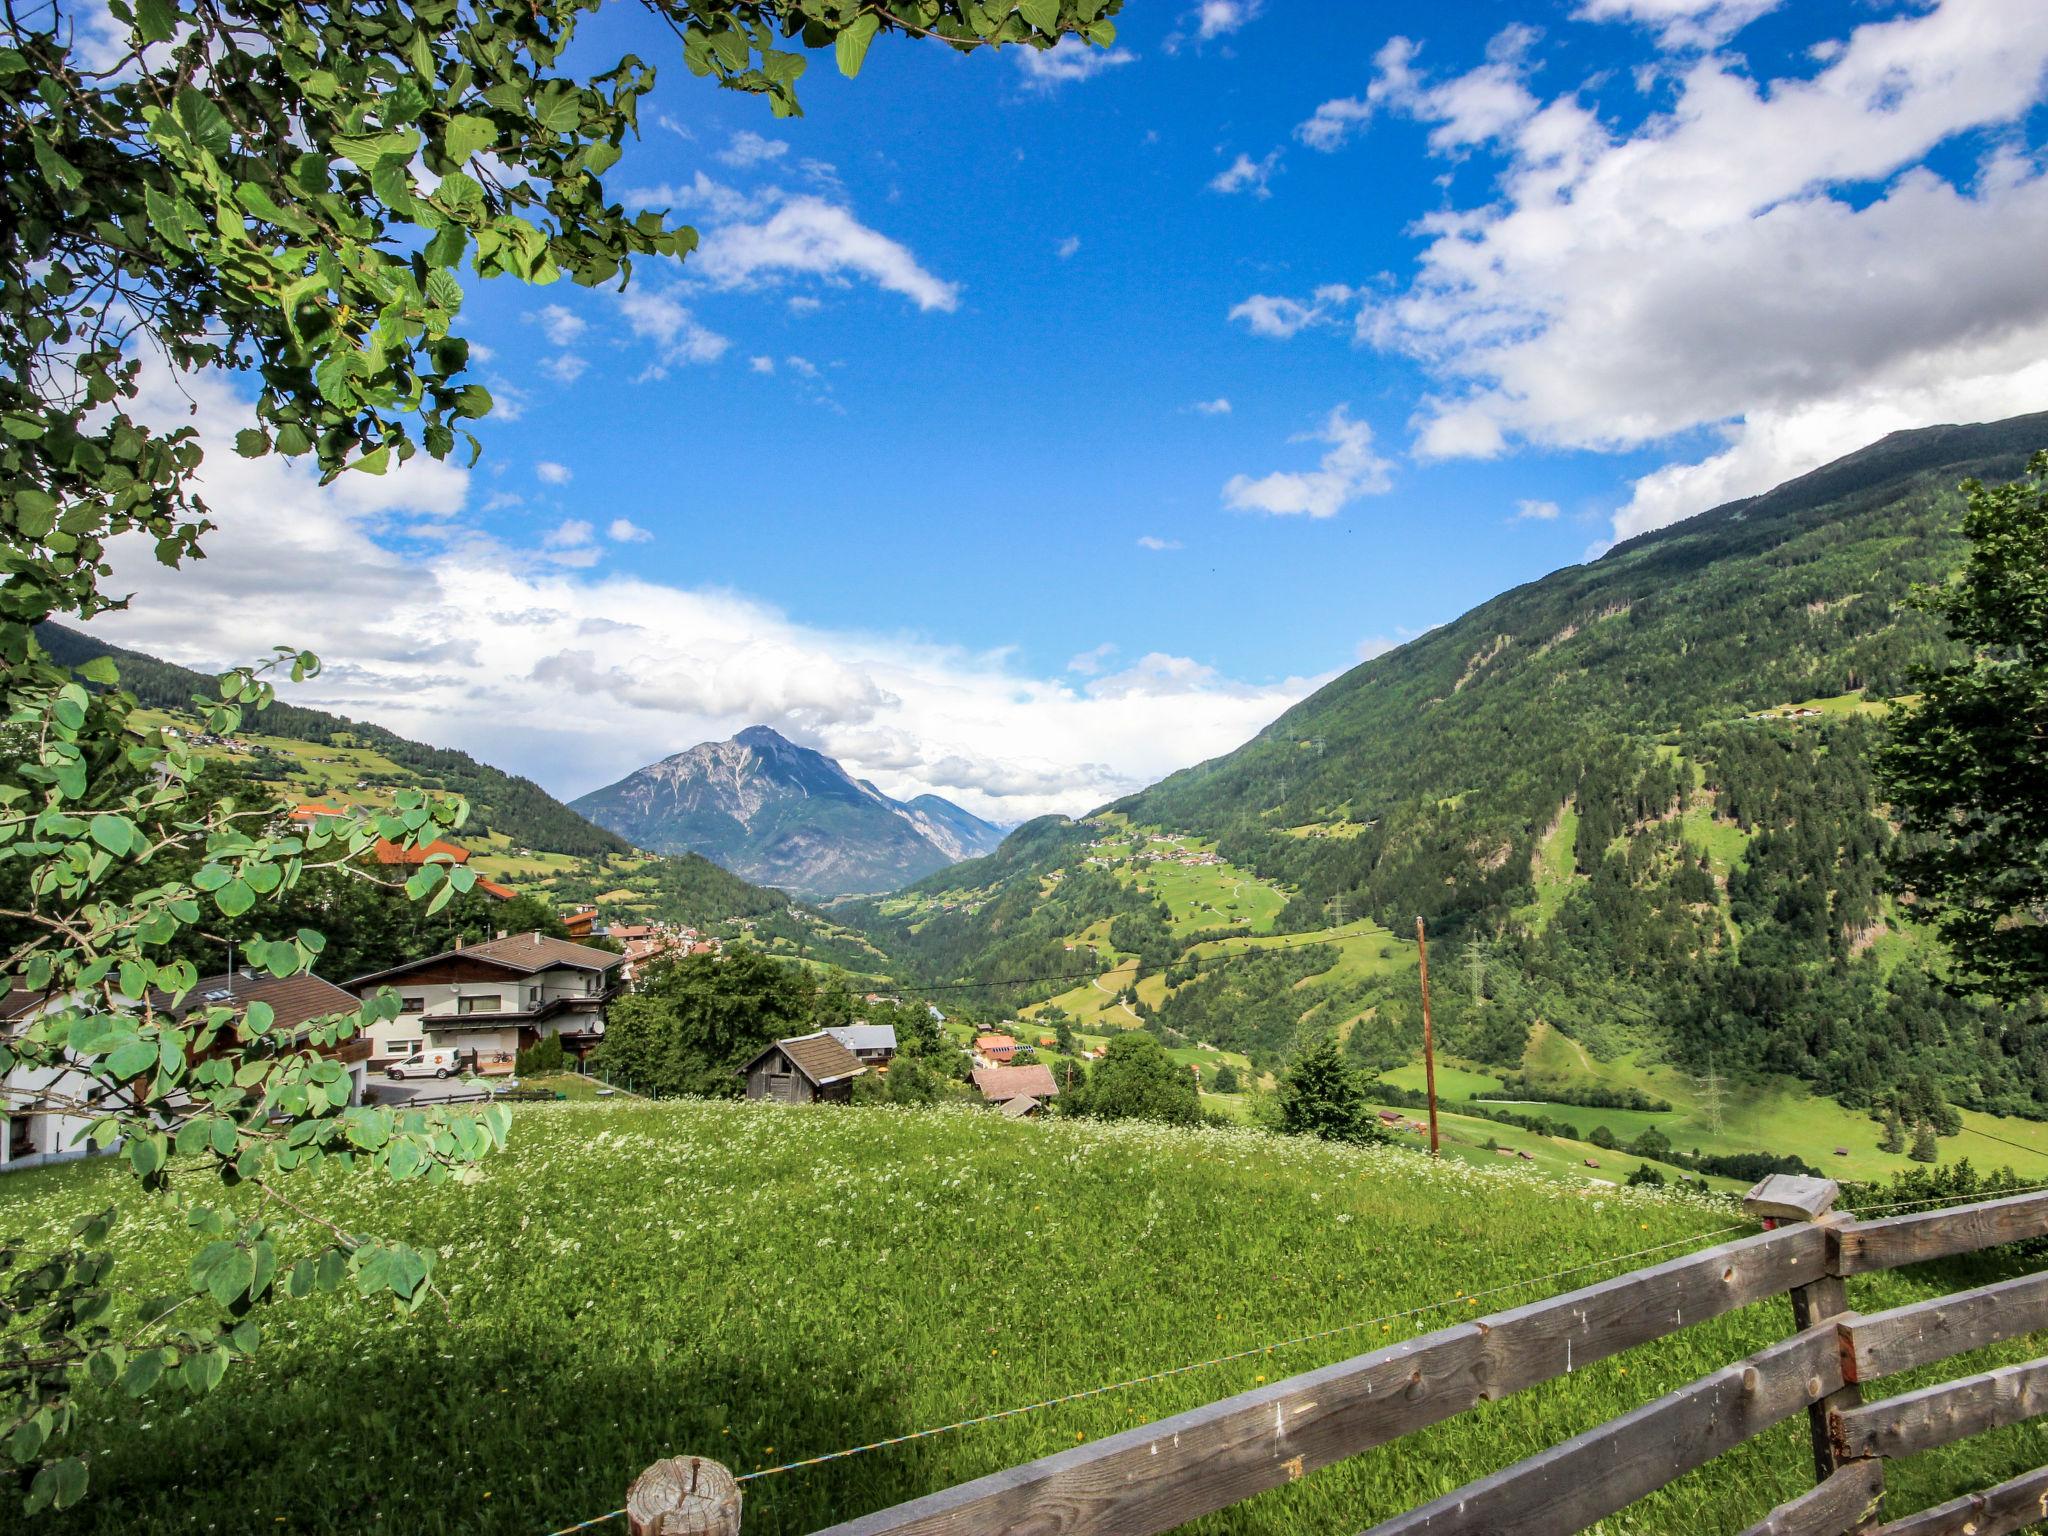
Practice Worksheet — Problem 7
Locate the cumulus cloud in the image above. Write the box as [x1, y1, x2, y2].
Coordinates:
[536, 461, 572, 486]
[541, 354, 588, 385]
[608, 518, 654, 543]
[1196, 0, 1262, 40]
[1057, 235, 1082, 259]
[718, 129, 789, 167]
[1192, 397, 1232, 415]
[1228, 285, 1356, 338]
[616, 289, 731, 376]
[1352, 0, 2048, 540]
[1209, 150, 1282, 198]
[1015, 37, 1138, 89]
[1223, 405, 1393, 518]
[1136, 535, 1183, 550]
[1574, 0, 1780, 50]
[532, 305, 587, 346]
[1514, 499, 1561, 521]
[695, 194, 960, 312]
[1298, 27, 1540, 155]
[623, 173, 958, 315]
[749, 356, 775, 374]
[83, 366, 1325, 824]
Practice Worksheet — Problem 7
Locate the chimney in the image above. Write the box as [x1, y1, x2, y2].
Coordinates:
[531, 931, 541, 947]
[454, 935, 464, 950]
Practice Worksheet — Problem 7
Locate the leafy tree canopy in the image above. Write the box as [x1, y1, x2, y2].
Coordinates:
[1881, 452, 2048, 1000]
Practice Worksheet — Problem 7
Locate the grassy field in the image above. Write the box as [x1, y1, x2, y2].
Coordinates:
[5, 1101, 2044, 1536]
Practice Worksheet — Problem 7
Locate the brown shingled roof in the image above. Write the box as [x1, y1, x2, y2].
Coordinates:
[745, 1031, 865, 1087]
[972, 1064, 1059, 1102]
[167, 971, 360, 1035]
[346, 931, 623, 989]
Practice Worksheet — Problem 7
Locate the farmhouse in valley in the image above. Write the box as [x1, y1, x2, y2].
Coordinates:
[973, 1031, 1017, 1065]
[346, 932, 623, 1072]
[742, 1032, 866, 1104]
[971, 1063, 1059, 1118]
[825, 1022, 897, 1065]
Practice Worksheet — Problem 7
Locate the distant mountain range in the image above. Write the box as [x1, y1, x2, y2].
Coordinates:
[571, 726, 1005, 898]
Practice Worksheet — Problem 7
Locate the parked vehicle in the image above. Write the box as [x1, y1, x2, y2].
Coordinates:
[386, 1048, 461, 1080]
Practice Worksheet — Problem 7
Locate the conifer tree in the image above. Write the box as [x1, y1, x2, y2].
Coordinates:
[1280, 1032, 1377, 1143]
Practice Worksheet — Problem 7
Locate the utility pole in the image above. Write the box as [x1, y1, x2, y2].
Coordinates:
[1330, 893, 1349, 927]
[1416, 915, 1439, 1157]
[1698, 1057, 1726, 1135]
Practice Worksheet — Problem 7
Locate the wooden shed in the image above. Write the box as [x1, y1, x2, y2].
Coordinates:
[740, 1032, 866, 1105]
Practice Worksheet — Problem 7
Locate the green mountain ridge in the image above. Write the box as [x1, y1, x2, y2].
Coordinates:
[848, 412, 2048, 1135]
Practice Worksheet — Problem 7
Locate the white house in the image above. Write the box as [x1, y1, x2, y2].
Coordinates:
[345, 931, 624, 1072]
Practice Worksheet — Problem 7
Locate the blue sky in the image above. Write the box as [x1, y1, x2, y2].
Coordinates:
[96, 0, 2048, 821]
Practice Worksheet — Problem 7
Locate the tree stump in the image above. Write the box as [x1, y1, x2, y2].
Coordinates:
[627, 1457, 742, 1535]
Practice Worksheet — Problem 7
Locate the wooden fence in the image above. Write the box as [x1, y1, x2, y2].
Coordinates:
[623, 1175, 2048, 1536]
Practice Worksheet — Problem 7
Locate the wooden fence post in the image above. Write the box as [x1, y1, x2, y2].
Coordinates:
[1743, 1173, 1878, 1528]
[628, 1457, 741, 1535]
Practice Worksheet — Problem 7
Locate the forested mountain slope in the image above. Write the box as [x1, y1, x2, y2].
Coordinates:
[852, 413, 2048, 1130]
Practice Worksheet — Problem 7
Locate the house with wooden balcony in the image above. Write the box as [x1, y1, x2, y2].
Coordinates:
[345, 931, 624, 1073]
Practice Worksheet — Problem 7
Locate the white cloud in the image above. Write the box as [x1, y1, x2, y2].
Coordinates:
[1209, 150, 1281, 198]
[1136, 535, 1183, 550]
[608, 518, 654, 544]
[1223, 405, 1393, 518]
[1357, 0, 2048, 539]
[784, 355, 821, 379]
[1228, 285, 1355, 338]
[544, 518, 594, 548]
[484, 379, 530, 422]
[532, 304, 587, 346]
[541, 354, 588, 385]
[1192, 397, 1232, 415]
[82, 364, 1326, 824]
[1574, 0, 1780, 50]
[616, 289, 731, 377]
[536, 461, 572, 486]
[718, 129, 789, 167]
[1196, 0, 1262, 41]
[1355, 636, 1398, 662]
[1068, 642, 1118, 675]
[1514, 498, 1561, 520]
[749, 355, 775, 374]
[1057, 235, 1082, 259]
[1298, 28, 1540, 155]
[1015, 37, 1138, 89]
[695, 193, 960, 312]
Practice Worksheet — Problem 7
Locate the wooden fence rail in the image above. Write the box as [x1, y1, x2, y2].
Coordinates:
[621, 1178, 2048, 1536]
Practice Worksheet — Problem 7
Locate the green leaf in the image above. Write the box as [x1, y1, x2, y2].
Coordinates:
[78, 655, 120, 685]
[177, 87, 234, 158]
[443, 112, 497, 164]
[836, 13, 880, 76]
[107, 1038, 157, 1078]
[1019, 0, 1062, 33]
[121, 1348, 167, 1397]
[28, 1457, 87, 1513]
[234, 428, 270, 458]
[214, 878, 255, 918]
[244, 1000, 275, 1034]
[136, 0, 175, 44]
[89, 813, 137, 855]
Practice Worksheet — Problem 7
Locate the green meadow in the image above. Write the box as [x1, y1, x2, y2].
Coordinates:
[6, 1101, 2045, 1536]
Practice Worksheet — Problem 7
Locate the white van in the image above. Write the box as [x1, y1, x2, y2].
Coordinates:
[386, 1048, 461, 1080]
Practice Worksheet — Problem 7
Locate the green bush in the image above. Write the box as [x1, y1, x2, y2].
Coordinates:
[516, 1035, 568, 1076]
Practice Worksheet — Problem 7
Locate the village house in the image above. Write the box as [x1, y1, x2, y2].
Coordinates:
[741, 1032, 866, 1105]
[973, 1031, 1017, 1066]
[290, 807, 518, 901]
[824, 1023, 897, 1066]
[971, 1063, 1059, 1117]
[3, 969, 367, 1171]
[345, 931, 623, 1073]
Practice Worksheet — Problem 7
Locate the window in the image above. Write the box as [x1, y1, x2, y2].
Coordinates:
[457, 995, 504, 1015]
[527, 987, 539, 1007]
[399, 996, 426, 1014]
[387, 1038, 422, 1058]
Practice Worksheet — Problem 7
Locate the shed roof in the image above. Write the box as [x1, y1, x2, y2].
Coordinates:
[744, 1031, 866, 1088]
[972, 1064, 1059, 1102]
[826, 1023, 897, 1054]
[999, 1095, 1042, 1119]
